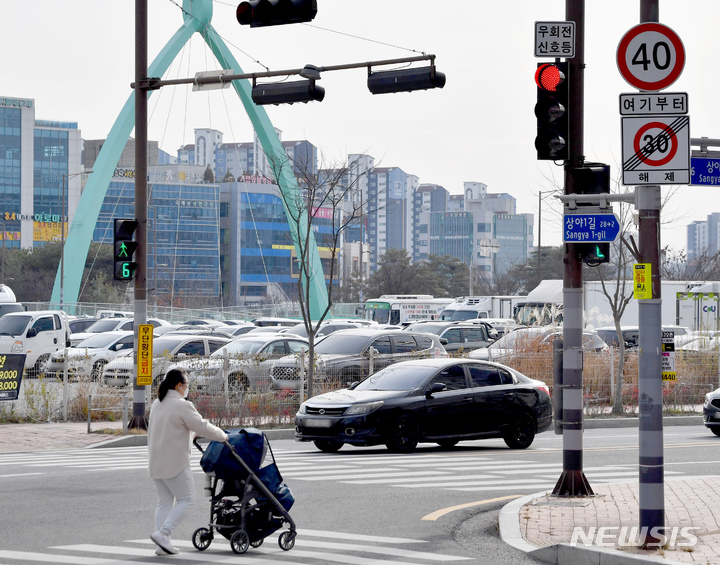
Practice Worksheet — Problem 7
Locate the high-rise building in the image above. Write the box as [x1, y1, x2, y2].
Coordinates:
[687, 213, 720, 261]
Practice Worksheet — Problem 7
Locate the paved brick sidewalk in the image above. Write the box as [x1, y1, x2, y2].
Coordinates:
[0, 421, 131, 452]
[502, 477, 720, 564]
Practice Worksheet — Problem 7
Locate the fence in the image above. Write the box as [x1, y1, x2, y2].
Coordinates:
[3, 347, 718, 426]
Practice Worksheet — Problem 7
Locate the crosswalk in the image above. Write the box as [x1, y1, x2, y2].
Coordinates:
[0, 444, 691, 493]
[0, 529, 473, 564]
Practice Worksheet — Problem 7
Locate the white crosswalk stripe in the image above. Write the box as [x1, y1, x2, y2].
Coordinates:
[0, 444, 688, 493]
[0, 529, 473, 564]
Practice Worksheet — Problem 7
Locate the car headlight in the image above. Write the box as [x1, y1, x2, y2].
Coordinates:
[345, 401, 384, 416]
[297, 402, 307, 414]
[11, 340, 23, 353]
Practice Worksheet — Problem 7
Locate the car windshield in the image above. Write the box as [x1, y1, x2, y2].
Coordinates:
[211, 339, 265, 356]
[152, 337, 187, 355]
[0, 315, 31, 336]
[74, 333, 122, 348]
[404, 323, 446, 334]
[314, 333, 370, 354]
[85, 319, 125, 333]
[354, 364, 438, 391]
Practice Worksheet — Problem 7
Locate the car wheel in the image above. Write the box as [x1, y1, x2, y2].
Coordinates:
[228, 373, 249, 393]
[29, 354, 51, 378]
[436, 439, 459, 449]
[341, 367, 362, 384]
[711, 427, 720, 437]
[386, 414, 420, 453]
[313, 440, 343, 453]
[91, 360, 107, 382]
[503, 411, 536, 449]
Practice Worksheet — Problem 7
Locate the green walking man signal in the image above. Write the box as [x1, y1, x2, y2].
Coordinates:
[113, 219, 138, 281]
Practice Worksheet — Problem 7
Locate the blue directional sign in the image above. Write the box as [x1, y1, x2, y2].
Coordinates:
[691, 157, 720, 186]
[563, 213, 621, 243]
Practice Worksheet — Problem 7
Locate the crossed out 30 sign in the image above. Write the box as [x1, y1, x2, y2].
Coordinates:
[621, 115, 690, 185]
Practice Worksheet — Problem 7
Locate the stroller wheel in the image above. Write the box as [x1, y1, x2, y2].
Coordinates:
[278, 530, 296, 551]
[230, 530, 250, 554]
[250, 538, 264, 548]
[192, 527, 213, 551]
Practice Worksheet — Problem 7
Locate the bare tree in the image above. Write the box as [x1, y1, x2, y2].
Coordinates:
[267, 153, 376, 398]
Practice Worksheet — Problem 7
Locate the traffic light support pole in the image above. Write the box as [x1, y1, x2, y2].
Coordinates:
[553, 0, 593, 497]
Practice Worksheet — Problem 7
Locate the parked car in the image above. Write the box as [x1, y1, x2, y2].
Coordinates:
[45, 331, 135, 380]
[102, 334, 231, 386]
[68, 317, 100, 334]
[595, 325, 691, 350]
[284, 320, 365, 339]
[704, 388, 720, 436]
[70, 317, 170, 345]
[403, 320, 494, 353]
[251, 317, 298, 327]
[468, 326, 608, 361]
[167, 334, 309, 392]
[0, 310, 71, 376]
[270, 329, 448, 390]
[295, 357, 552, 453]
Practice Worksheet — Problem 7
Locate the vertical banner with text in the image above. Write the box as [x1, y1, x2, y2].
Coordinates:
[137, 325, 153, 386]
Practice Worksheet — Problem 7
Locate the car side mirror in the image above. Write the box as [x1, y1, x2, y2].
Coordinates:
[348, 381, 360, 390]
[440, 337, 448, 345]
[425, 382, 447, 399]
[26, 328, 38, 338]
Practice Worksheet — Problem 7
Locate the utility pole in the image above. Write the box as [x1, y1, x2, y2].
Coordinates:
[553, 0, 593, 496]
[131, 0, 149, 429]
[637, 0, 665, 547]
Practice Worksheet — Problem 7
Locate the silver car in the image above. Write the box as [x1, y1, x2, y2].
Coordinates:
[167, 334, 309, 392]
[45, 331, 135, 381]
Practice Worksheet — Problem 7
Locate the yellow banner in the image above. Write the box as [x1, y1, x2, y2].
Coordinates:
[136, 324, 154, 386]
[633, 263, 652, 300]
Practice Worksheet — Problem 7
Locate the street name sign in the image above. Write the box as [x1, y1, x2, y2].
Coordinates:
[535, 21, 575, 58]
[621, 115, 690, 185]
[691, 156, 720, 186]
[619, 92, 687, 115]
[617, 22, 685, 91]
[563, 213, 621, 243]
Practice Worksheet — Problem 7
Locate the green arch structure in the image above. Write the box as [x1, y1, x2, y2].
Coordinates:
[50, 0, 329, 319]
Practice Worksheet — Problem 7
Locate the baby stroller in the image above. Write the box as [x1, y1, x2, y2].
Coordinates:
[192, 427, 296, 554]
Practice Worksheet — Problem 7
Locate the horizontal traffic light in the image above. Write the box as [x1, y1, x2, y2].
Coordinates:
[237, 0, 317, 27]
[251, 80, 325, 105]
[367, 66, 446, 95]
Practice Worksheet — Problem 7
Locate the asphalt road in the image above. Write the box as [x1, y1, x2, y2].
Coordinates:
[0, 423, 717, 564]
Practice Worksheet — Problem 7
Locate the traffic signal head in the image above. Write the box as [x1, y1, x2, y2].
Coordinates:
[113, 219, 138, 282]
[367, 66, 446, 95]
[580, 243, 610, 266]
[535, 62, 569, 161]
[251, 79, 325, 105]
[237, 0, 317, 27]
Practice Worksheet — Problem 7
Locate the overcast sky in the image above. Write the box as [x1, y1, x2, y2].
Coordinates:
[4, 0, 720, 251]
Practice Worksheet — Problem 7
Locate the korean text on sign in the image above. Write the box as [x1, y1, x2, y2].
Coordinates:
[619, 93, 688, 116]
[535, 22, 575, 57]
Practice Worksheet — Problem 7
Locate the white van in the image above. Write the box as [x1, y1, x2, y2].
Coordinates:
[0, 310, 71, 375]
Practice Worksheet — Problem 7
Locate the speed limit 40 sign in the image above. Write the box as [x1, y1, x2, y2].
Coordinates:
[621, 115, 690, 185]
[617, 23, 685, 91]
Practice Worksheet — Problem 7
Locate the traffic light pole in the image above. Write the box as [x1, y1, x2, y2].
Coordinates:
[637, 0, 665, 548]
[553, 0, 593, 497]
[131, 0, 149, 430]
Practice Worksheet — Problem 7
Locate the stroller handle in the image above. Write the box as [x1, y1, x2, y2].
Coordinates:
[193, 437, 232, 454]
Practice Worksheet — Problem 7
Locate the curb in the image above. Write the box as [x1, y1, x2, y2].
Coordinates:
[88, 427, 296, 449]
[583, 415, 702, 429]
[498, 492, 689, 565]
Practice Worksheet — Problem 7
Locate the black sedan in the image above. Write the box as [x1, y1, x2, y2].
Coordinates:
[294, 358, 552, 453]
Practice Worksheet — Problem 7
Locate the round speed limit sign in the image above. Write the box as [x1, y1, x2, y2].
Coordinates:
[617, 22, 685, 91]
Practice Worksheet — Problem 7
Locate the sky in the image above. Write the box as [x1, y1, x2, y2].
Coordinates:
[4, 0, 720, 252]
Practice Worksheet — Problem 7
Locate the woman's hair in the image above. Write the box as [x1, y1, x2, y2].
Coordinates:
[158, 368, 187, 401]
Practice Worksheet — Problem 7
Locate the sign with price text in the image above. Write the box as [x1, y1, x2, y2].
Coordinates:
[0, 354, 26, 402]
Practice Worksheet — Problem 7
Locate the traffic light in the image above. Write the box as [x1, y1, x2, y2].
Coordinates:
[574, 163, 611, 266]
[535, 62, 569, 161]
[237, 0, 317, 27]
[113, 219, 138, 281]
[251, 79, 325, 105]
[367, 66, 446, 95]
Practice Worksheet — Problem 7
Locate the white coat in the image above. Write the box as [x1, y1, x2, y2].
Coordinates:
[148, 389, 227, 479]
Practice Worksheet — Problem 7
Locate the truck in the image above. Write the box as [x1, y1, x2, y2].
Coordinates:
[514, 279, 710, 329]
[439, 295, 525, 321]
[0, 310, 71, 376]
[676, 281, 720, 332]
[0, 284, 26, 318]
[364, 295, 455, 326]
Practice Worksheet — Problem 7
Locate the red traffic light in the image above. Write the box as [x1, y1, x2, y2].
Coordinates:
[535, 63, 565, 92]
